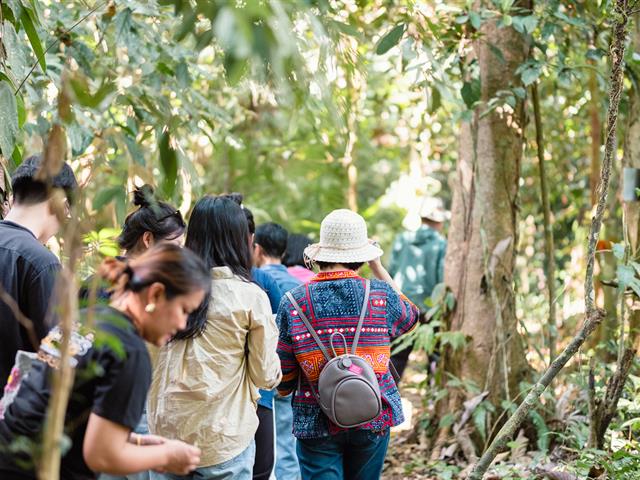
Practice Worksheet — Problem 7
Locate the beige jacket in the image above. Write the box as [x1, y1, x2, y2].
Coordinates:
[147, 267, 282, 466]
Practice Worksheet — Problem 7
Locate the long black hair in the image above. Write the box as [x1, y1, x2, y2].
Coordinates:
[173, 195, 253, 340]
[283, 233, 313, 267]
[118, 185, 186, 254]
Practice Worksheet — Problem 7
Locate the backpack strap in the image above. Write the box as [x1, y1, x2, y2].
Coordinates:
[285, 292, 324, 403]
[285, 291, 332, 362]
[350, 279, 371, 355]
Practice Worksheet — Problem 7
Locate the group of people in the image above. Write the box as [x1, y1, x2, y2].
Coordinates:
[0, 154, 447, 480]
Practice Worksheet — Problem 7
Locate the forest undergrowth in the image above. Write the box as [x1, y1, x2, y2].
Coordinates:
[383, 348, 640, 480]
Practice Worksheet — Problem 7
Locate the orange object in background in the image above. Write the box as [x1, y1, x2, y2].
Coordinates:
[596, 239, 613, 252]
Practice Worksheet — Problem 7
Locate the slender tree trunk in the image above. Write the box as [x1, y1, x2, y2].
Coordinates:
[437, 0, 531, 455]
[531, 82, 557, 364]
[590, 67, 602, 206]
[589, 59, 619, 351]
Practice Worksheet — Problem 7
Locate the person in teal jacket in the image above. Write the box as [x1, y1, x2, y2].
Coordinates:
[389, 197, 448, 380]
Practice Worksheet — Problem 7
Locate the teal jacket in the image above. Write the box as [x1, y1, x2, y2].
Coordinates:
[388, 225, 446, 309]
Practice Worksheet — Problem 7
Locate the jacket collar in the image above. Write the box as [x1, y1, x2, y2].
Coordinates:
[312, 270, 360, 282]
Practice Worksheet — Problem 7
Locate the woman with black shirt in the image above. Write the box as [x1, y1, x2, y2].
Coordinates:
[0, 243, 210, 479]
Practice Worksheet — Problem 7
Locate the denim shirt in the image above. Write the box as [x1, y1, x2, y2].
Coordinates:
[252, 267, 284, 409]
[261, 263, 302, 295]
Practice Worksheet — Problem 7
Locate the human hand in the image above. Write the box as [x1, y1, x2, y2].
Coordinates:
[367, 241, 383, 272]
[161, 440, 201, 475]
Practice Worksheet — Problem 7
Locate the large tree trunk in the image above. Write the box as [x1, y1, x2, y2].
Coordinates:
[435, 2, 531, 454]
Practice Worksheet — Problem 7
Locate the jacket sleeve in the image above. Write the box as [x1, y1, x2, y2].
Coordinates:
[385, 284, 420, 341]
[436, 240, 447, 285]
[275, 296, 299, 396]
[247, 292, 282, 390]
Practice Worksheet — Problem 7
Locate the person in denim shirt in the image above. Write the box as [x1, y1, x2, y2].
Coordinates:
[254, 222, 302, 480]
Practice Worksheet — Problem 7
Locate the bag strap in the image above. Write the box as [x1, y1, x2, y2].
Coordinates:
[285, 291, 332, 362]
[351, 279, 371, 355]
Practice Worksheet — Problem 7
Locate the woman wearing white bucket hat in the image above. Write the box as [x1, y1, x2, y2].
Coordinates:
[275, 209, 420, 480]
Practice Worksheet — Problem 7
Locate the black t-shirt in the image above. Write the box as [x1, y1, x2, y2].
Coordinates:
[0, 221, 60, 391]
[0, 307, 152, 480]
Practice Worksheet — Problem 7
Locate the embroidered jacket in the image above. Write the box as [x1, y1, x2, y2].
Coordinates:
[276, 271, 419, 439]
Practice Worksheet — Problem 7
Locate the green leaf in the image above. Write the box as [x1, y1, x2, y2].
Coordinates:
[224, 55, 249, 85]
[159, 130, 178, 196]
[613, 242, 626, 260]
[473, 406, 487, 441]
[461, 79, 481, 109]
[376, 24, 406, 55]
[553, 10, 586, 28]
[529, 410, 550, 452]
[438, 331, 467, 351]
[488, 44, 506, 64]
[518, 62, 543, 86]
[469, 11, 481, 30]
[617, 264, 635, 292]
[512, 15, 538, 35]
[16, 92, 26, 128]
[68, 123, 93, 156]
[438, 413, 455, 429]
[4, 22, 27, 80]
[428, 87, 442, 114]
[501, 14, 512, 27]
[92, 186, 123, 210]
[512, 87, 526, 99]
[0, 82, 19, 158]
[21, 8, 46, 72]
[331, 20, 359, 37]
[69, 75, 117, 110]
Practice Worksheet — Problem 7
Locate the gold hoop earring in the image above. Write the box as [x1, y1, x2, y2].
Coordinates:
[145, 303, 156, 313]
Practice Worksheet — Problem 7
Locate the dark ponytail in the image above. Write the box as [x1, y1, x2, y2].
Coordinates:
[118, 185, 186, 253]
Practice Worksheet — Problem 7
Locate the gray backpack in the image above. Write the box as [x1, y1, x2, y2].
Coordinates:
[286, 280, 382, 428]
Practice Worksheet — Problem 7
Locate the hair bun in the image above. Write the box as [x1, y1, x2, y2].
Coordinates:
[98, 257, 130, 286]
[132, 184, 155, 208]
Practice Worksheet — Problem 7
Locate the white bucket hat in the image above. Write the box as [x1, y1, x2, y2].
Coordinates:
[419, 197, 450, 223]
[304, 209, 383, 263]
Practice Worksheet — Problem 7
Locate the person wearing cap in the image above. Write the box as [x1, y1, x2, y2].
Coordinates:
[275, 209, 419, 480]
[0, 154, 78, 392]
[388, 197, 448, 380]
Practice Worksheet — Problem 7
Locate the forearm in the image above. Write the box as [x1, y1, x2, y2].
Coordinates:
[86, 442, 169, 475]
[369, 261, 402, 294]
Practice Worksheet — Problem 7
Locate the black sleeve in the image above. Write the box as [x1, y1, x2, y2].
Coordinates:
[24, 263, 60, 341]
[91, 346, 151, 430]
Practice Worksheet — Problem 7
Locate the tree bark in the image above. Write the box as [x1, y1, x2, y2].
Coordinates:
[437, 0, 531, 454]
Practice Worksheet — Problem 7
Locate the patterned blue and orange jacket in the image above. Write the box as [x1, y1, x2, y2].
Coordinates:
[275, 270, 420, 439]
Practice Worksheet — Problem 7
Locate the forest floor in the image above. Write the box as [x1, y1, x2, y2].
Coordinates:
[381, 354, 542, 480]
[382, 353, 440, 480]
